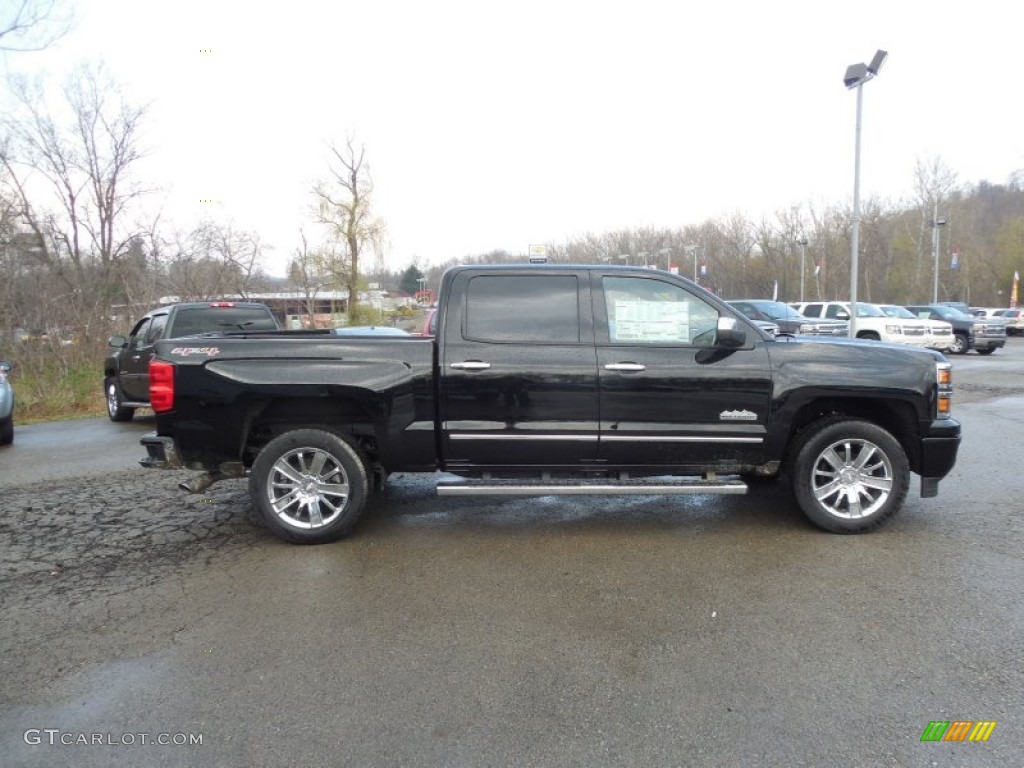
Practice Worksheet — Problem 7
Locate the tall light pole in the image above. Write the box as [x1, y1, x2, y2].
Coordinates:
[844, 49, 888, 338]
[930, 203, 947, 303]
[684, 245, 698, 283]
[658, 247, 671, 271]
[796, 237, 809, 303]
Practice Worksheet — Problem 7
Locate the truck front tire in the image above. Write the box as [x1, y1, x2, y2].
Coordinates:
[791, 417, 909, 533]
[250, 429, 370, 544]
[105, 378, 135, 422]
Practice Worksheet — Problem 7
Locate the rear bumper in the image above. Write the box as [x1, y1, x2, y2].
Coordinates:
[140, 432, 184, 470]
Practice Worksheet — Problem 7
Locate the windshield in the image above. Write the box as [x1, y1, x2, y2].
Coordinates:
[880, 305, 914, 319]
[854, 302, 886, 317]
[932, 307, 969, 320]
[751, 301, 805, 320]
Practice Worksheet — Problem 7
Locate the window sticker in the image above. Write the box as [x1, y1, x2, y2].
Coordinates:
[613, 300, 689, 342]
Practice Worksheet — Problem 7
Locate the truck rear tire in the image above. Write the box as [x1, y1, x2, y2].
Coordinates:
[105, 377, 135, 422]
[0, 415, 13, 445]
[249, 429, 369, 544]
[790, 417, 908, 533]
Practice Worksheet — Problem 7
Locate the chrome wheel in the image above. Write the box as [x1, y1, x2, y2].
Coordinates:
[106, 382, 120, 417]
[251, 429, 370, 544]
[792, 417, 909, 533]
[104, 378, 134, 421]
[809, 437, 893, 519]
[266, 446, 351, 530]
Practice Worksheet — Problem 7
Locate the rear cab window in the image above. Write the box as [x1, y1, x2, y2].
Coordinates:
[171, 306, 278, 336]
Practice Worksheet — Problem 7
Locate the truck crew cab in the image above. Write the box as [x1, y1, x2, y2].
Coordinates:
[140, 266, 961, 543]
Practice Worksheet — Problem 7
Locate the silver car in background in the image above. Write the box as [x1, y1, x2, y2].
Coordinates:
[0, 360, 13, 445]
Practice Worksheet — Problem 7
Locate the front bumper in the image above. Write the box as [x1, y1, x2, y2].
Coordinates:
[973, 336, 1006, 351]
[140, 432, 184, 469]
[918, 418, 961, 497]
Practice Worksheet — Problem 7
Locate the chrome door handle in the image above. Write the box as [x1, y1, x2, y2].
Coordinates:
[604, 363, 646, 372]
[449, 361, 492, 370]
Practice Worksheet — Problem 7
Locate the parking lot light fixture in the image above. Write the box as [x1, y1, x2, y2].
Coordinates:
[797, 238, 809, 302]
[684, 245, 699, 283]
[931, 204, 947, 303]
[844, 49, 888, 339]
[658, 247, 672, 271]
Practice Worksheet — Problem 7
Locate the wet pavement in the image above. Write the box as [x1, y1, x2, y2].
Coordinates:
[0, 341, 1022, 767]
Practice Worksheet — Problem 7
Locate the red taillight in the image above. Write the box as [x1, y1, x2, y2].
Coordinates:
[150, 360, 175, 412]
[209, 302, 236, 307]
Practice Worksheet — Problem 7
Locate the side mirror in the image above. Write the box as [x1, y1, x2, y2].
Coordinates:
[108, 335, 127, 348]
[836, 310, 850, 320]
[0, 360, 11, 374]
[716, 316, 747, 348]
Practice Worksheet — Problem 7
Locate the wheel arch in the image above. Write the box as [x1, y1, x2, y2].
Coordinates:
[241, 395, 383, 467]
[779, 396, 921, 474]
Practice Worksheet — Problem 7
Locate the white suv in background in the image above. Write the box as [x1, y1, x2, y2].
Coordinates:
[791, 301, 932, 347]
[875, 304, 954, 352]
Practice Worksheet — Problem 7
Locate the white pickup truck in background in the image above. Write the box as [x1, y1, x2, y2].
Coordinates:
[791, 301, 932, 347]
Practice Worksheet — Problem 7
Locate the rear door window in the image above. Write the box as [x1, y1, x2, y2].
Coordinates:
[145, 314, 168, 344]
[464, 275, 580, 343]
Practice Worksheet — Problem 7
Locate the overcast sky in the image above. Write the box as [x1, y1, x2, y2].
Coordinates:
[5, 0, 1023, 276]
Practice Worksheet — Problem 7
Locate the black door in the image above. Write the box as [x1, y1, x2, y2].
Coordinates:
[439, 270, 599, 469]
[121, 313, 167, 401]
[594, 273, 773, 470]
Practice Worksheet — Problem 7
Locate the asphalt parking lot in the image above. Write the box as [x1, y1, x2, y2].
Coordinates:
[1, 340, 1021, 767]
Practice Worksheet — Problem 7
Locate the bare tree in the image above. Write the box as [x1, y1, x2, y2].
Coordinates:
[312, 139, 384, 318]
[288, 230, 336, 327]
[1, 62, 149, 286]
[0, 0, 72, 52]
[159, 220, 266, 301]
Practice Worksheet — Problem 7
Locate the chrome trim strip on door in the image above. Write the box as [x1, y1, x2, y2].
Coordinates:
[600, 435, 763, 443]
[450, 434, 599, 441]
[449, 434, 761, 443]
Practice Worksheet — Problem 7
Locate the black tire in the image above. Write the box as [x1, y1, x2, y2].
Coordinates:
[249, 429, 369, 544]
[949, 333, 969, 355]
[105, 377, 135, 422]
[857, 332, 881, 341]
[975, 347, 997, 355]
[0, 415, 12, 446]
[790, 417, 909, 534]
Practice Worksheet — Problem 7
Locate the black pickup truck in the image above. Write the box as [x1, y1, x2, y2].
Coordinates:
[141, 265, 961, 543]
[105, 301, 279, 421]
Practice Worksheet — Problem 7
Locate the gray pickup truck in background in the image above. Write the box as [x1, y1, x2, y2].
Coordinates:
[104, 301, 279, 421]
